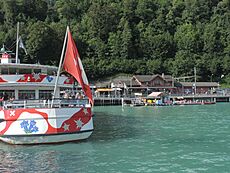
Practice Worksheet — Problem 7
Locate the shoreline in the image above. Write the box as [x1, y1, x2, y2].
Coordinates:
[93, 94, 230, 106]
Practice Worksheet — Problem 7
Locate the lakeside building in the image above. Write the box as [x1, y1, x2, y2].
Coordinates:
[94, 74, 220, 97]
[128, 74, 175, 96]
[175, 82, 220, 95]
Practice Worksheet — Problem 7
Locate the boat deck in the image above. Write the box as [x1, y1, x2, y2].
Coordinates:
[1, 99, 90, 109]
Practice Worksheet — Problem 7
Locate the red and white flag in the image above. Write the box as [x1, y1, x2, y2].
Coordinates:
[63, 27, 93, 105]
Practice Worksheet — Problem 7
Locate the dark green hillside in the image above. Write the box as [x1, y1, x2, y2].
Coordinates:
[0, 0, 229, 84]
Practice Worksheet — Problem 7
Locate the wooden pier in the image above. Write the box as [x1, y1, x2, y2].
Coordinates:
[94, 97, 131, 106]
[94, 94, 230, 106]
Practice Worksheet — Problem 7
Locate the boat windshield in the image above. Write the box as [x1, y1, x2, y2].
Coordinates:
[0, 66, 56, 75]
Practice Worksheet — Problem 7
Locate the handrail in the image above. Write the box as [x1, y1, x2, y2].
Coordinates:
[2, 98, 90, 109]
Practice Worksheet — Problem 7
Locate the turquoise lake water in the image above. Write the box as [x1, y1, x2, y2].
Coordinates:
[0, 103, 230, 172]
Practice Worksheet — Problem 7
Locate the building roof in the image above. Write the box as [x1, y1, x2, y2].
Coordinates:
[95, 74, 175, 88]
[180, 82, 219, 87]
[163, 75, 173, 81]
[94, 75, 133, 88]
[94, 81, 111, 88]
[134, 75, 158, 82]
[112, 78, 132, 86]
[134, 74, 173, 82]
[111, 75, 132, 82]
[0, 63, 57, 70]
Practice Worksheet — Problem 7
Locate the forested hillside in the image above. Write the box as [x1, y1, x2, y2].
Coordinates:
[0, 0, 229, 84]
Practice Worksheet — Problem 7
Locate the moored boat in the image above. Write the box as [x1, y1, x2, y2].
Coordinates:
[173, 100, 216, 106]
[130, 98, 145, 107]
[0, 26, 94, 144]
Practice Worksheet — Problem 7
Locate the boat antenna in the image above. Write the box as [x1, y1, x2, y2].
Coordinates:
[51, 26, 69, 107]
[16, 22, 19, 64]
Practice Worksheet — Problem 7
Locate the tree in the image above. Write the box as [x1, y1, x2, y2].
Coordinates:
[85, 1, 120, 42]
[108, 31, 122, 59]
[26, 21, 60, 64]
[172, 50, 196, 77]
[22, 0, 48, 21]
[165, 0, 185, 34]
[55, 0, 90, 22]
[135, 0, 158, 23]
[146, 59, 162, 74]
[203, 22, 223, 54]
[1, 0, 20, 25]
[182, 0, 213, 24]
[139, 23, 175, 61]
[120, 18, 132, 59]
[0, 0, 229, 83]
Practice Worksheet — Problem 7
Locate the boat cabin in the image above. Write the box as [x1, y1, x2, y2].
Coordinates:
[0, 45, 74, 100]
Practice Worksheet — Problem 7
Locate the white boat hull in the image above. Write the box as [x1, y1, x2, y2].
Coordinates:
[0, 106, 94, 145]
[0, 130, 93, 144]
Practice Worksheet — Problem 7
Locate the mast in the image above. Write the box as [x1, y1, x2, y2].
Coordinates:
[51, 26, 69, 107]
[16, 22, 19, 64]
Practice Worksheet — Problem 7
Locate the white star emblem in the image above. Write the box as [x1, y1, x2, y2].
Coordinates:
[83, 108, 88, 115]
[33, 73, 41, 81]
[10, 110, 15, 117]
[63, 123, 70, 131]
[75, 119, 83, 128]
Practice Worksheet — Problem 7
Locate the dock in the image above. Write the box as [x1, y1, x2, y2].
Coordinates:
[94, 94, 230, 106]
[94, 97, 128, 106]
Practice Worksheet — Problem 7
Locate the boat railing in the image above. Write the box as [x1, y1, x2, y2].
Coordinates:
[1, 98, 90, 109]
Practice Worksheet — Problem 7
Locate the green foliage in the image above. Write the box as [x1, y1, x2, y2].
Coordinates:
[25, 21, 61, 64]
[172, 50, 196, 77]
[0, 0, 229, 82]
[222, 74, 230, 85]
[174, 23, 199, 52]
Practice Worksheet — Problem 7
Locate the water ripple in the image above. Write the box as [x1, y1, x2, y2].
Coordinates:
[0, 104, 230, 172]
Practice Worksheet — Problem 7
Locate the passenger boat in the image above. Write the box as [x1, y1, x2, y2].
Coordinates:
[0, 26, 94, 144]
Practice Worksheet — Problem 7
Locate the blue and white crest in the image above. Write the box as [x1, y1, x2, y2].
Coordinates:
[20, 120, 39, 133]
[46, 76, 53, 82]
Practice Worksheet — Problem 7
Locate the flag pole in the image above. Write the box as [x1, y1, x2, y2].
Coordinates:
[16, 22, 19, 64]
[51, 26, 69, 107]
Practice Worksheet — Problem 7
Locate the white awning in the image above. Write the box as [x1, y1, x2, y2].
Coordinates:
[134, 93, 142, 96]
[147, 92, 163, 97]
[112, 88, 122, 91]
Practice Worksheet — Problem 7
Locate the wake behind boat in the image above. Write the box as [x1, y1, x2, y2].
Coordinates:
[0, 25, 94, 144]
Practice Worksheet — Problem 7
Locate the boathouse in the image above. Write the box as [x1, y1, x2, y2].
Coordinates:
[94, 74, 221, 97]
[127, 74, 175, 96]
[175, 82, 220, 95]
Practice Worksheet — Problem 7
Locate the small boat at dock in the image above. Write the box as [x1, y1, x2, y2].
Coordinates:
[173, 100, 216, 106]
[130, 98, 145, 107]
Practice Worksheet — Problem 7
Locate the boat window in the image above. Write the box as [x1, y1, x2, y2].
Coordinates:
[19, 68, 32, 74]
[0, 90, 14, 99]
[33, 69, 41, 73]
[47, 69, 56, 76]
[18, 90, 35, 100]
[41, 69, 47, 74]
[9, 68, 17, 74]
[1, 68, 8, 74]
[39, 90, 53, 99]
